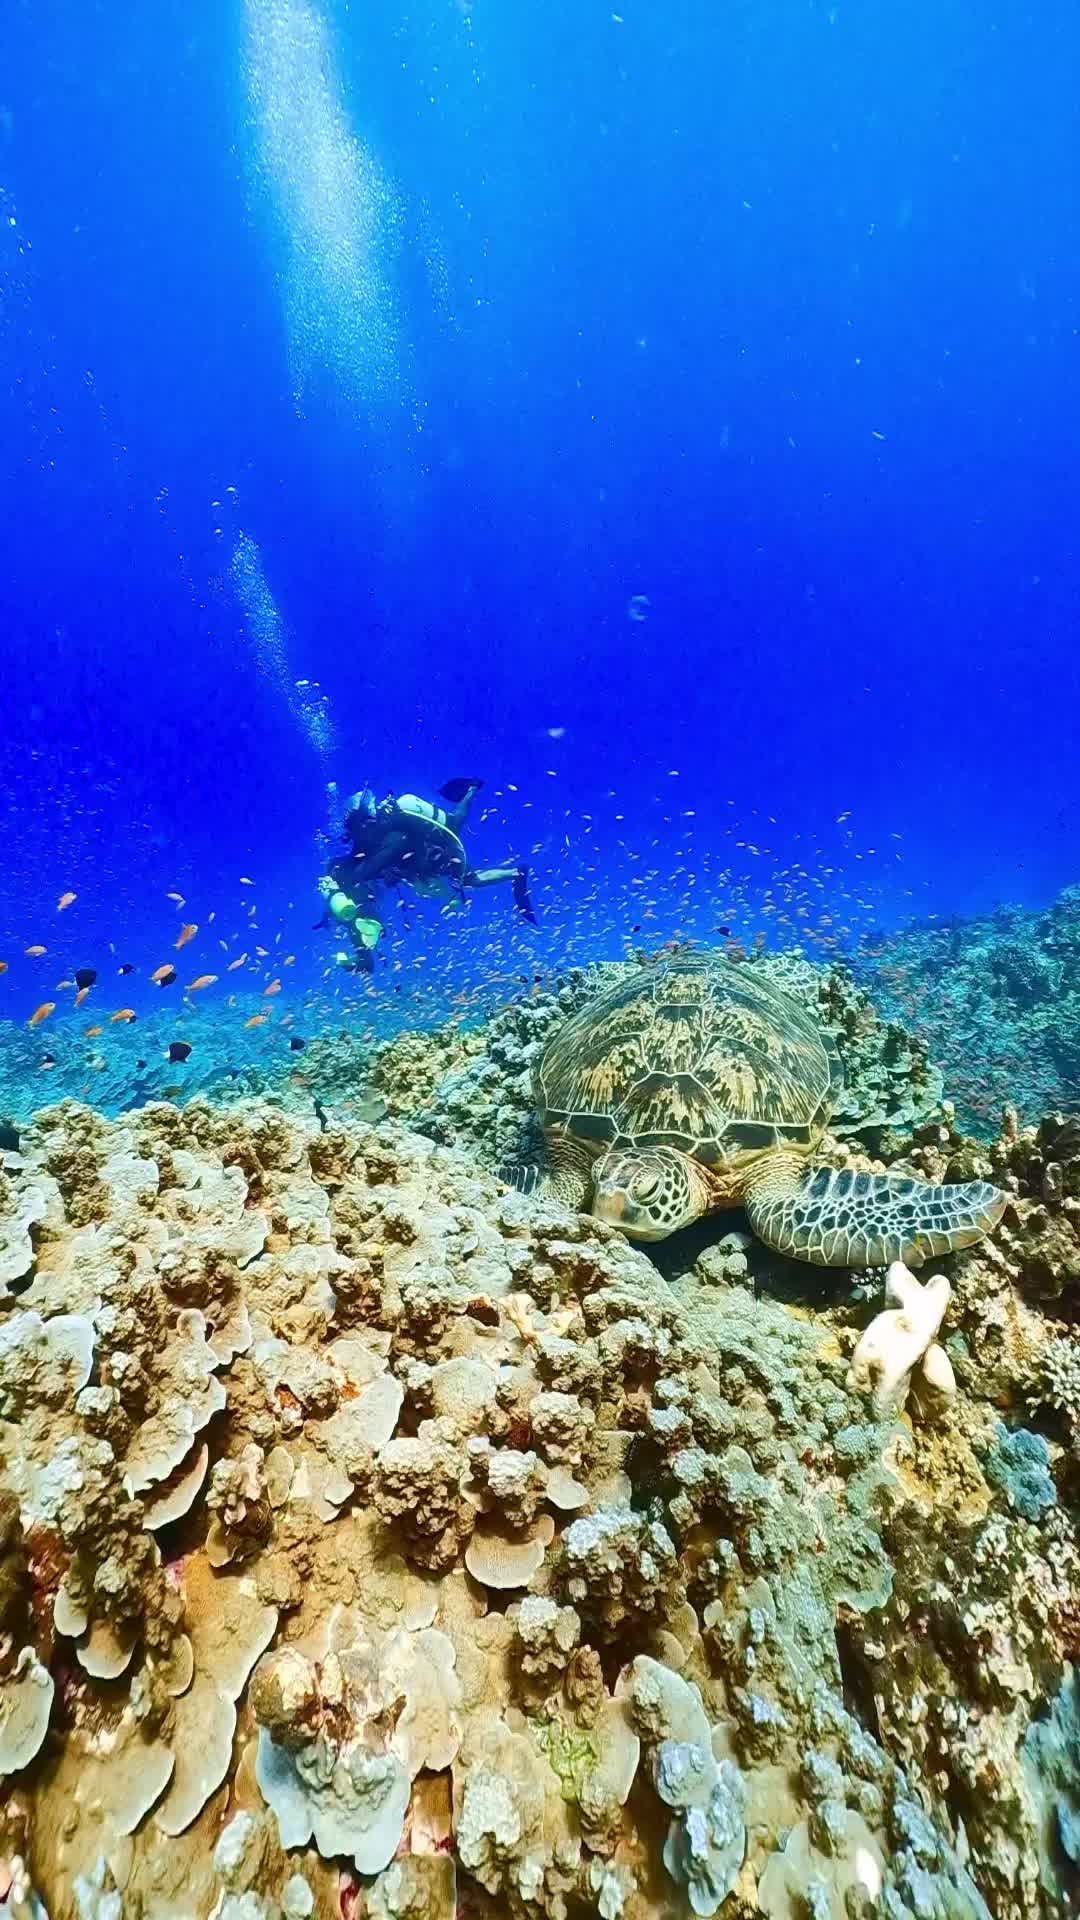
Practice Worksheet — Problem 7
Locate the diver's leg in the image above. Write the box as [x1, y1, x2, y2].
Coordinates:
[465, 863, 539, 925]
[443, 783, 482, 833]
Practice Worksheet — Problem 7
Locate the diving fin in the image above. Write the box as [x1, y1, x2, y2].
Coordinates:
[513, 863, 538, 925]
[439, 777, 483, 803]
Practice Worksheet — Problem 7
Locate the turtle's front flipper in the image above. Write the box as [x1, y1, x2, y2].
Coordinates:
[501, 1138, 592, 1212]
[745, 1163, 1006, 1268]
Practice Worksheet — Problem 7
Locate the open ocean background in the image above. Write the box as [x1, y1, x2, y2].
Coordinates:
[1, 0, 1077, 1089]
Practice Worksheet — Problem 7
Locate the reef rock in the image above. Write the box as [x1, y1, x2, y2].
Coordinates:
[0, 1082, 1076, 1920]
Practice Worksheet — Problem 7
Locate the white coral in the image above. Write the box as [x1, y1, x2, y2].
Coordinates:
[847, 1261, 956, 1418]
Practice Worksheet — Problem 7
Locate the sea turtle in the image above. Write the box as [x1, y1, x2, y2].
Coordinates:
[509, 952, 1005, 1265]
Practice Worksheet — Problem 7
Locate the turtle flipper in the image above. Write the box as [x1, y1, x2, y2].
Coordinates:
[501, 1136, 592, 1213]
[745, 1164, 1006, 1268]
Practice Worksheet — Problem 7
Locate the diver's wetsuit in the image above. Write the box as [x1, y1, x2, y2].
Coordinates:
[320, 782, 535, 971]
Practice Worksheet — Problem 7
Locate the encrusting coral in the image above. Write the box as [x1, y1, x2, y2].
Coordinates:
[0, 949, 1078, 1920]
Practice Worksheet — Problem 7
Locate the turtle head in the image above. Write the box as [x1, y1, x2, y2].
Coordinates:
[592, 1146, 710, 1241]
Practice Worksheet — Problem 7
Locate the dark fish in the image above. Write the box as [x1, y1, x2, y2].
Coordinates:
[289, 1036, 306, 1051]
[155, 967, 178, 988]
[118, 962, 135, 975]
[168, 1041, 192, 1064]
[75, 967, 98, 990]
[0, 1118, 20, 1151]
[40, 1054, 56, 1068]
[136, 1058, 147, 1069]
[631, 924, 641, 933]
[439, 777, 483, 803]
[716, 926, 731, 937]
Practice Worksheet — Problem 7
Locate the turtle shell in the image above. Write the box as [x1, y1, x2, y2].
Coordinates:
[537, 952, 842, 1168]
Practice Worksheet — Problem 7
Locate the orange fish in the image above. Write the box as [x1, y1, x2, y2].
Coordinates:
[74, 987, 90, 1008]
[264, 980, 281, 997]
[0, 960, 7, 973]
[24, 945, 47, 957]
[28, 1002, 55, 1027]
[227, 954, 247, 971]
[174, 923, 198, 949]
[110, 1008, 136, 1023]
[150, 964, 174, 983]
[244, 1014, 269, 1029]
[187, 974, 218, 991]
[86, 1024, 104, 1037]
[57, 891, 77, 911]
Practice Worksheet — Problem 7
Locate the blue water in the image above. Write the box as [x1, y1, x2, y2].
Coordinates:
[1, 0, 1078, 1069]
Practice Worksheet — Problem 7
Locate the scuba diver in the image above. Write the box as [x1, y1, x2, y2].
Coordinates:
[319, 778, 537, 972]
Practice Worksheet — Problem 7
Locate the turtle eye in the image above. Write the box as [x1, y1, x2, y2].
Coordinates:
[631, 1171, 663, 1204]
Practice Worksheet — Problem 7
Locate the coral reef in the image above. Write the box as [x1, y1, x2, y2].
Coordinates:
[0, 969, 1078, 1920]
[861, 883, 1080, 1130]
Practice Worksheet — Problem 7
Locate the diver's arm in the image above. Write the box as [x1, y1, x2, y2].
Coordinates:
[354, 830, 409, 882]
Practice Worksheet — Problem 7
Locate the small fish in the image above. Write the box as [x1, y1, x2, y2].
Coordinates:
[162, 1085, 183, 1097]
[264, 980, 281, 996]
[0, 1119, 20, 1151]
[255, 946, 269, 957]
[836, 811, 851, 824]
[0, 961, 7, 974]
[227, 954, 247, 971]
[74, 987, 91, 1008]
[24, 945, 47, 957]
[28, 1002, 55, 1027]
[110, 1008, 136, 1023]
[174, 923, 198, 949]
[86, 1024, 104, 1037]
[151, 965, 178, 987]
[244, 1014, 269, 1029]
[57, 890, 77, 911]
[136, 1058, 148, 1070]
[168, 1041, 192, 1063]
[289, 1035, 306, 1051]
[74, 967, 97, 990]
[118, 962, 134, 975]
[240, 875, 255, 885]
[715, 925, 732, 937]
[187, 974, 217, 991]
[167, 891, 185, 904]
[283, 954, 295, 965]
[40, 1054, 56, 1069]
